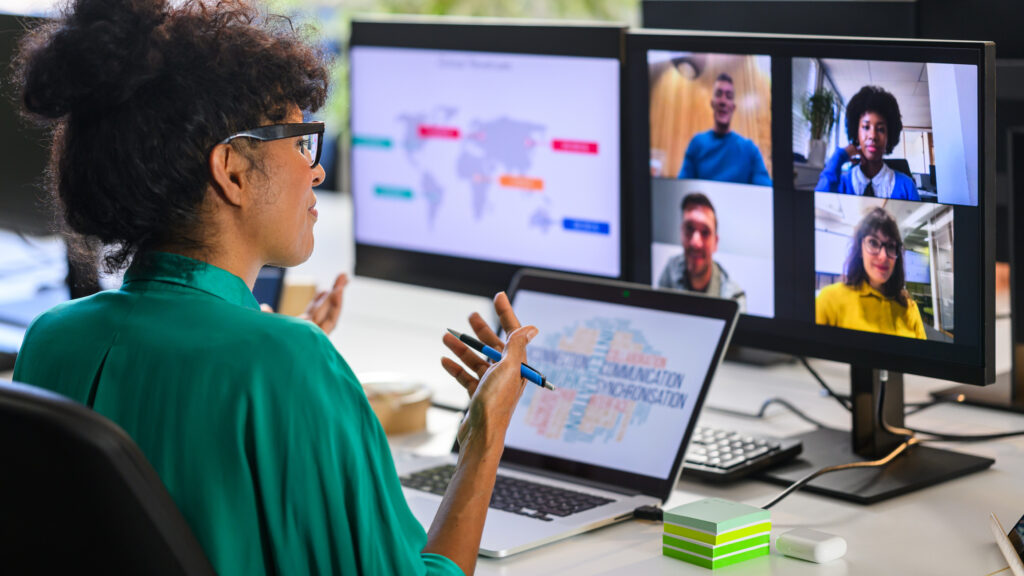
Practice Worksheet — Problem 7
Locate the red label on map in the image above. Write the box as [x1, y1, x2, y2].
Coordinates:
[418, 125, 461, 139]
[552, 139, 599, 154]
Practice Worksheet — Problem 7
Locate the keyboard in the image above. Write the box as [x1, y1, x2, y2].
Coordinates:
[399, 464, 615, 522]
[683, 425, 802, 482]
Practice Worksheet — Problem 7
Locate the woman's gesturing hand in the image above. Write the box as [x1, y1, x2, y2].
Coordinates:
[440, 292, 537, 450]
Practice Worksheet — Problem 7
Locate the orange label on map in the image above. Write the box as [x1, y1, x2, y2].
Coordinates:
[499, 175, 544, 191]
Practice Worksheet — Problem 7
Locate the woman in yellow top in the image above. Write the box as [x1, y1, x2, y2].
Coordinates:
[816, 207, 927, 339]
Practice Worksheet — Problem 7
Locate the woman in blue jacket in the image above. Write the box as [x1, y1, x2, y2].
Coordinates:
[815, 85, 920, 201]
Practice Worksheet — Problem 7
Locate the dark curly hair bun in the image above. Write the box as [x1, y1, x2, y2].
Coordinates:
[20, 0, 168, 118]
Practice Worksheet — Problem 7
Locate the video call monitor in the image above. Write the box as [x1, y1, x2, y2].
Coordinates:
[348, 16, 626, 296]
[626, 30, 995, 386]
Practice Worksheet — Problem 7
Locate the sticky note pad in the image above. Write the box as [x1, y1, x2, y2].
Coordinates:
[662, 498, 771, 569]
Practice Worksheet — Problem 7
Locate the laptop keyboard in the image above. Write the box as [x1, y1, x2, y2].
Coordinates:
[400, 464, 616, 522]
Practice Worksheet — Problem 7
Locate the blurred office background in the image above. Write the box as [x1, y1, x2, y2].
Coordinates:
[0, 0, 637, 367]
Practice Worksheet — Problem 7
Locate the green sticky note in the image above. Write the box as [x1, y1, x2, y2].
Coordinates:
[662, 533, 770, 558]
[663, 542, 769, 569]
[664, 520, 771, 546]
[664, 498, 770, 534]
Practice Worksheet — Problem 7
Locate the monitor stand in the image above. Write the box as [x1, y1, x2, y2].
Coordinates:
[758, 366, 994, 504]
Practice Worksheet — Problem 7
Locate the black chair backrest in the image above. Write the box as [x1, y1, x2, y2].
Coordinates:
[884, 158, 914, 178]
[0, 380, 216, 575]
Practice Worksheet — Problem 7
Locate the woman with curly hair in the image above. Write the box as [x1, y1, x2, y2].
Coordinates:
[11, 1, 535, 574]
[816, 207, 926, 339]
[815, 85, 920, 201]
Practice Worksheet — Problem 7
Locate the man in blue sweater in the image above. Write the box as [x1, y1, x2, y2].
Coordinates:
[678, 73, 772, 187]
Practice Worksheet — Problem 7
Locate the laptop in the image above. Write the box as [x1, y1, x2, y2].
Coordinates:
[395, 269, 740, 558]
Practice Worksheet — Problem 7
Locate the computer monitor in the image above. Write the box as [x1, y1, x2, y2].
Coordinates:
[0, 12, 52, 236]
[626, 29, 996, 503]
[1002, 128, 1024, 408]
[641, 0, 1023, 267]
[348, 16, 625, 296]
[933, 127, 1024, 413]
[640, 0, 917, 38]
[917, 0, 1024, 58]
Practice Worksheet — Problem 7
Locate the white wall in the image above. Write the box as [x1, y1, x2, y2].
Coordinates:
[927, 63, 979, 205]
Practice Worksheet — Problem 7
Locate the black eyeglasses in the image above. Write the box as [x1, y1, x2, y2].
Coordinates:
[219, 121, 325, 167]
[863, 235, 901, 259]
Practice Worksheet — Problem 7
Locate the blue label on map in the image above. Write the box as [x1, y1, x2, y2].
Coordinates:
[562, 219, 610, 235]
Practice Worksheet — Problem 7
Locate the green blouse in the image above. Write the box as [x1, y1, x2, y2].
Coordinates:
[13, 252, 462, 576]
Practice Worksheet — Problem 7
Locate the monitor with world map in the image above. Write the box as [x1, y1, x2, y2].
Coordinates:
[349, 16, 626, 295]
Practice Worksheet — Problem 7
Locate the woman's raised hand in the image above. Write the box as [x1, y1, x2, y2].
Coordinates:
[441, 292, 537, 448]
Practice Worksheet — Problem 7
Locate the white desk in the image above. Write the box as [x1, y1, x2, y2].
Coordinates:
[298, 192, 1024, 575]
[336, 284, 1024, 575]
[5, 192, 1024, 574]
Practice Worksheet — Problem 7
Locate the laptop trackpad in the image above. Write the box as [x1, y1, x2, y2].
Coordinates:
[406, 489, 575, 552]
[479, 508, 578, 555]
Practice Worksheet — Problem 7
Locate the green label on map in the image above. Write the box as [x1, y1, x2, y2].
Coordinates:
[375, 186, 413, 199]
[352, 135, 392, 148]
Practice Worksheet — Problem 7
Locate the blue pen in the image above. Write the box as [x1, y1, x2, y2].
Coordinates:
[447, 329, 556, 391]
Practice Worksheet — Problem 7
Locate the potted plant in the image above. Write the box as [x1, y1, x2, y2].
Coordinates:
[801, 88, 837, 166]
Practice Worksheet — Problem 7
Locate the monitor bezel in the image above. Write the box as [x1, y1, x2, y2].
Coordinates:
[465, 269, 739, 502]
[348, 16, 628, 297]
[625, 29, 996, 385]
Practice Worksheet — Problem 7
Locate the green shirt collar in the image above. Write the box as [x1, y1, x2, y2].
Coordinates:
[123, 252, 260, 311]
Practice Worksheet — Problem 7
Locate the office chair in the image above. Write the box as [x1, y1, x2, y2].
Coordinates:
[0, 380, 216, 575]
[884, 158, 914, 178]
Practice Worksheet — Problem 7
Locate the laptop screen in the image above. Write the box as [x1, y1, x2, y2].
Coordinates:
[495, 270, 738, 501]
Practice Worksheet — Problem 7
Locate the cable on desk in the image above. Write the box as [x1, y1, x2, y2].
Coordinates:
[903, 397, 951, 416]
[632, 504, 664, 521]
[876, 371, 916, 440]
[706, 397, 832, 429]
[763, 375, 916, 510]
[798, 359, 989, 419]
[876, 370, 1024, 442]
[755, 368, 1024, 509]
[760, 437, 919, 510]
[905, 426, 1024, 441]
[708, 379, 1010, 438]
[798, 357, 853, 412]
